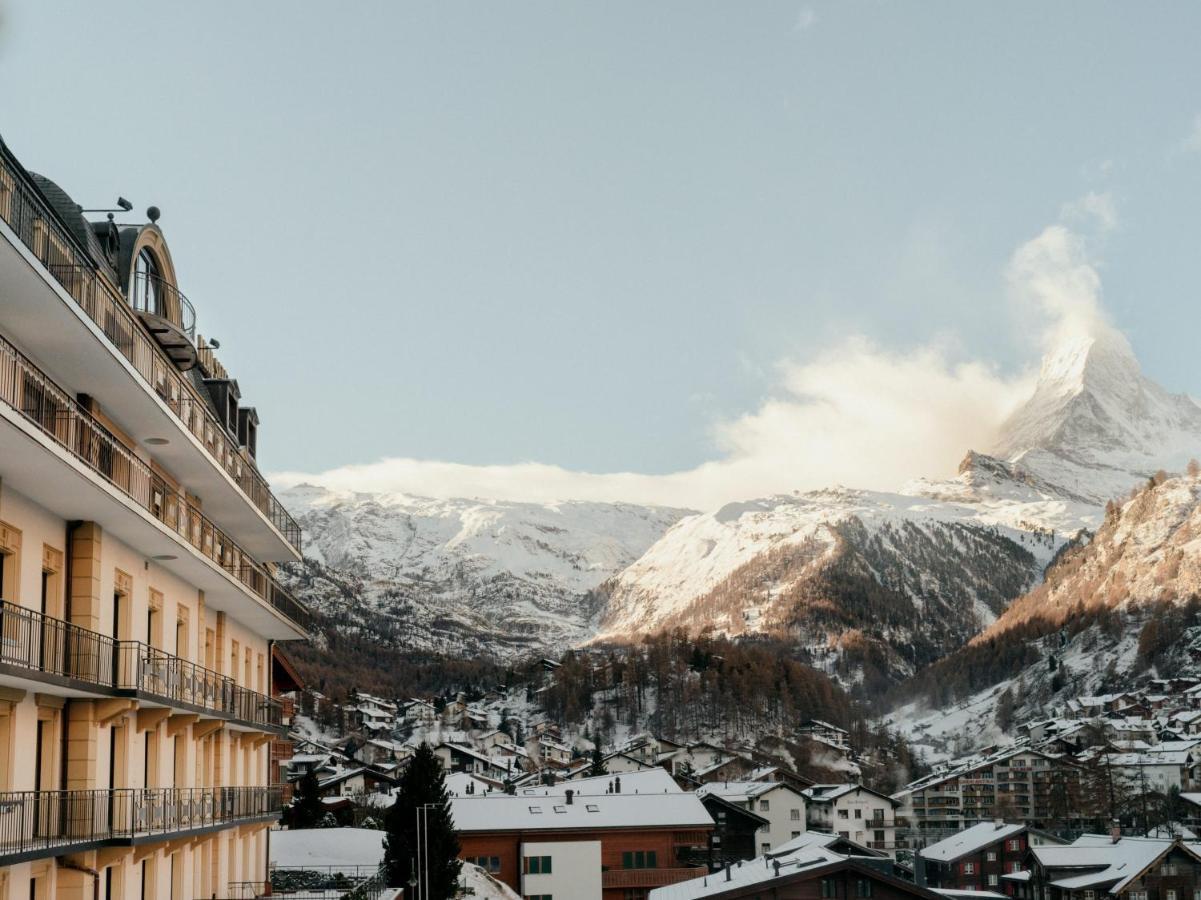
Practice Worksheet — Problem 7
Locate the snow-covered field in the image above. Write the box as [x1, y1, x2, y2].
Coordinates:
[270, 827, 385, 872]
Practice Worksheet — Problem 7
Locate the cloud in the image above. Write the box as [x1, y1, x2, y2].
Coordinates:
[1060, 190, 1117, 234]
[273, 206, 1117, 512]
[793, 7, 817, 32]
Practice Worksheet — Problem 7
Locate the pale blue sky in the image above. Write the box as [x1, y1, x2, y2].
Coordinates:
[2, 3, 1200, 505]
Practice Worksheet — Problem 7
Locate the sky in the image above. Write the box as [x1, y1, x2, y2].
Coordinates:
[2, 3, 1200, 510]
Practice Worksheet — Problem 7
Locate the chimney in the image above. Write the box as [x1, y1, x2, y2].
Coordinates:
[725, 865, 732, 882]
[615, 776, 622, 794]
[994, 818, 1004, 830]
[1110, 819, 1121, 843]
[565, 789, 574, 805]
[774, 860, 781, 876]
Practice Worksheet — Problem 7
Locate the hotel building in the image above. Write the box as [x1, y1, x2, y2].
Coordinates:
[0, 133, 310, 898]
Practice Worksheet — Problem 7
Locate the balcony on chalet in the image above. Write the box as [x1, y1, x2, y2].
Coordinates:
[0, 786, 281, 866]
[0, 599, 285, 732]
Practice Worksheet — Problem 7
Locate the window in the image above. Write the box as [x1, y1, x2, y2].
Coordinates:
[854, 809, 863, 819]
[838, 809, 849, 819]
[964, 863, 976, 875]
[1009, 862, 1024, 874]
[791, 809, 801, 821]
[759, 799, 769, 811]
[856, 879, 873, 898]
[822, 879, 836, 898]
[523, 895, 552, 900]
[989, 875, 999, 887]
[792, 831, 801, 838]
[762, 843, 771, 854]
[986, 851, 997, 862]
[1007, 839, 1021, 851]
[1166, 891, 1177, 900]
[874, 830, 885, 843]
[1129, 892, 1147, 900]
[621, 851, 657, 869]
[523, 856, 552, 875]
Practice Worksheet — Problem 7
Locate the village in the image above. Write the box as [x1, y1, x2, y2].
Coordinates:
[265, 654, 1201, 899]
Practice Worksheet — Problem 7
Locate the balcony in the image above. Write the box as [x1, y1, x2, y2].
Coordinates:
[602, 868, 706, 889]
[0, 141, 301, 561]
[0, 599, 285, 731]
[0, 331, 310, 637]
[0, 786, 281, 865]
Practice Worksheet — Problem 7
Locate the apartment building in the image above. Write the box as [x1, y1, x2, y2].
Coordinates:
[0, 133, 310, 898]
[895, 748, 1085, 839]
[803, 784, 901, 854]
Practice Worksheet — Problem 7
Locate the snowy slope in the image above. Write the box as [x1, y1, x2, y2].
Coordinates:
[279, 486, 691, 658]
[888, 471, 1201, 760]
[595, 329, 1200, 687]
[994, 329, 1201, 504]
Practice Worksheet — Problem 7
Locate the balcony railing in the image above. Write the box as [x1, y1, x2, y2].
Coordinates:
[602, 868, 707, 889]
[0, 331, 311, 634]
[0, 786, 281, 863]
[0, 143, 301, 554]
[0, 598, 283, 730]
[130, 271, 197, 340]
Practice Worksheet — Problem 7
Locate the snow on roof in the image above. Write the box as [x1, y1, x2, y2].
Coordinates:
[932, 891, 1008, 900]
[460, 862, 522, 900]
[450, 792, 713, 833]
[920, 823, 1027, 862]
[1032, 835, 1177, 893]
[518, 768, 681, 797]
[649, 834, 889, 900]
[270, 827, 385, 872]
[697, 780, 797, 803]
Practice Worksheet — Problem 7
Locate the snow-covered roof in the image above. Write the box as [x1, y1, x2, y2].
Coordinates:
[450, 792, 713, 833]
[648, 832, 891, 900]
[921, 823, 1026, 862]
[518, 767, 680, 797]
[270, 827, 385, 872]
[1032, 835, 1184, 893]
[803, 783, 896, 806]
[932, 891, 1007, 900]
[697, 780, 802, 803]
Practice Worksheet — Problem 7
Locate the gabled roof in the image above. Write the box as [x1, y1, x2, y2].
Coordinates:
[803, 783, 898, 807]
[920, 822, 1027, 862]
[701, 792, 770, 828]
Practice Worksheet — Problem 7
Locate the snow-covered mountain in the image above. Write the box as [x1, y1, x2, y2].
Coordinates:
[993, 328, 1201, 504]
[887, 470, 1201, 761]
[277, 486, 690, 658]
[280, 326, 1201, 678]
[592, 328, 1201, 689]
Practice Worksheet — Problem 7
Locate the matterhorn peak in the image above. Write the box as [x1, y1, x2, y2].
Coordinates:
[992, 325, 1201, 505]
[1035, 326, 1139, 398]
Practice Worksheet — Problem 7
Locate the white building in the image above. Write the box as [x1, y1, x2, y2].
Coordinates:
[697, 780, 809, 853]
[803, 784, 900, 853]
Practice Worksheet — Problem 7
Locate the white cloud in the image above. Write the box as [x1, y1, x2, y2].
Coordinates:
[793, 7, 817, 32]
[1060, 190, 1117, 233]
[273, 208, 1117, 512]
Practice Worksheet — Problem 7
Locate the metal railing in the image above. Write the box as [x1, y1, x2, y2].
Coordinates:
[0, 331, 311, 633]
[0, 143, 301, 553]
[0, 599, 283, 729]
[602, 867, 706, 888]
[218, 865, 391, 900]
[0, 786, 281, 862]
[130, 270, 197, 339]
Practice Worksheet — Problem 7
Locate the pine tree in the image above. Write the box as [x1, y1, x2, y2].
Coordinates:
[290, 769, 325, 829]
[588, 745, 608, 777]
[383, 743, 461, 896]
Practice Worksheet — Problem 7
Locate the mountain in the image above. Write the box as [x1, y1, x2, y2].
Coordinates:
[992, 328, 1201, 504]
[886, 469, 1201, 761]
[277, 485, 691, 659]
[592, 328, 1201, 691]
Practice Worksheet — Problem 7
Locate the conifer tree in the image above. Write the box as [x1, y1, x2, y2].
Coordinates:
[290, 769, 325, 829]
[383, 743, 461, 896]
[588, 745, 608, 777]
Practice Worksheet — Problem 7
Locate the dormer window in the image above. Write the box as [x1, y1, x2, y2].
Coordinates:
[133, 248, 161, 316]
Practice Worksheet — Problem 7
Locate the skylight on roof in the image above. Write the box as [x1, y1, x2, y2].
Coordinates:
[553, 806, 566, 813]
[586, 804, 599, 812]
[528, 806, 542, 814]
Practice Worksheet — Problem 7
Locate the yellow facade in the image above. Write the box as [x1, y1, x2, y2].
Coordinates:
[0, 136, 307, 898]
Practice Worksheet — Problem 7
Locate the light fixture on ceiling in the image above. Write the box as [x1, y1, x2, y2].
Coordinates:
[144, 437, 170, 446]
[151, 554, 178, 562]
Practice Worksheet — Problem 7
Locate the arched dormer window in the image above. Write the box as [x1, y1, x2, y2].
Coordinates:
[132, 248, 162, 317]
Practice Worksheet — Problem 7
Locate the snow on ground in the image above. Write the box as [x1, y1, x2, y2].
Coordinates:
[270, 828, 385, 872]
[460, 863, 521, 899]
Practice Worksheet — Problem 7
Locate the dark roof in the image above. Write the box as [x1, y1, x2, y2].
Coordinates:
[28, 172, 119, 284]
